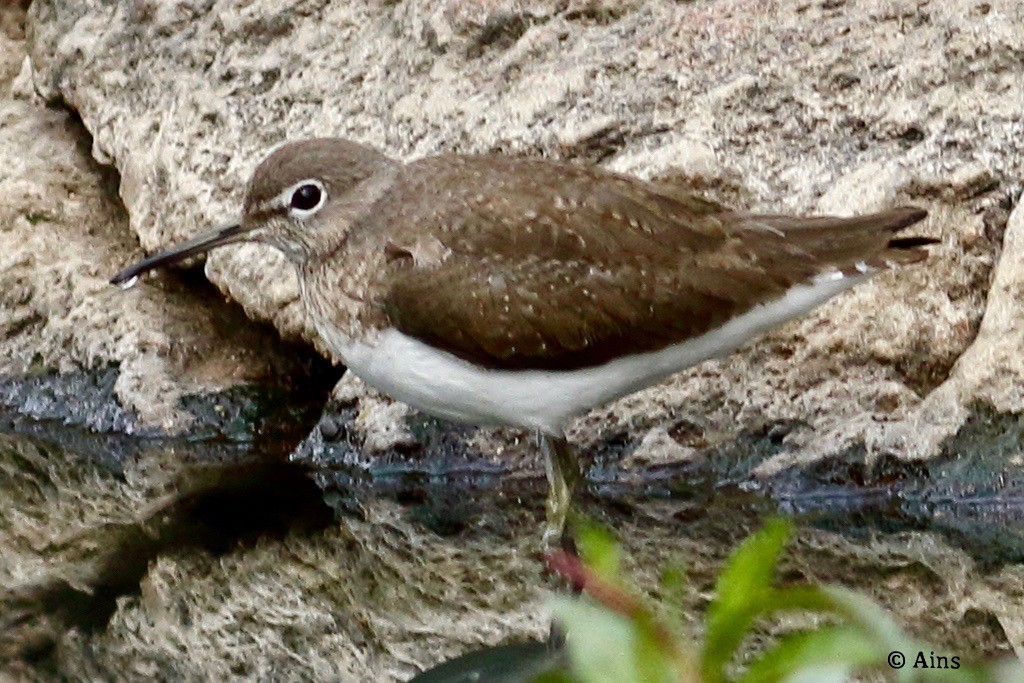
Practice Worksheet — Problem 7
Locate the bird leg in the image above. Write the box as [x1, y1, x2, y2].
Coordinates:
[540, 434, 583, 550]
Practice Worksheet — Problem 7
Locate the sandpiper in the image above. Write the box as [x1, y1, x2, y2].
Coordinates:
[112, 138, 934, 544]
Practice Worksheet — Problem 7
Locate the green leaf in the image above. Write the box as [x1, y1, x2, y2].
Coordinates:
[660, 562, 687, 591]
[657, 560, 692, 632]
[551, 597, 641, 683]
[576, 520, 621, 582]
[702, 518, 793, 683]
[781, 666, 854, 683]
[632, 621, 679, 683]
[758, 585, 843, 616]
[791, 587, 1003, 683]
[739, 625, 879, 683]
[818, 585, 910, 648]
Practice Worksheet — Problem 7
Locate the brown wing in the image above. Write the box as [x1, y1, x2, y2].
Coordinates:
[368, 156, 929, 371]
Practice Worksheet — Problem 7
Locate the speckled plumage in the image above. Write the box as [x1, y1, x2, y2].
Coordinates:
[114, 138, 933, 378]
[266, 143, 932, 372]
[111, 138, 935, 543]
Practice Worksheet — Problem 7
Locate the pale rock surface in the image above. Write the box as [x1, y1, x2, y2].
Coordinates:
[19, 0, 1024, 458]
[4, 425, 1021, 678]
[0, 2, 309, 433]
[620, 426, 699, 468]
[0, 431, 550, 680]
[6, 1, 1024, 679]
[878, 201, 1024, 459]
[331, 371, 417, 454]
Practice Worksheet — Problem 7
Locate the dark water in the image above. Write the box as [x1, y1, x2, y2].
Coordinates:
[2, 398, 1023, 677]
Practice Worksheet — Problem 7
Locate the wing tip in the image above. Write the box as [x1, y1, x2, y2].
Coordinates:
[879, 206, 935, 265]
[887, 206, 929, 231]
[887, 235, 941, 250]
[880, 235, 939, 267]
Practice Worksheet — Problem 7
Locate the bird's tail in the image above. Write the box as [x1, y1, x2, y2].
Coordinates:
[745, 206, 936, 273]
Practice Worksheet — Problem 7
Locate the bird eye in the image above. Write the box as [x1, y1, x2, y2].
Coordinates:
[288, 182, 325, 215]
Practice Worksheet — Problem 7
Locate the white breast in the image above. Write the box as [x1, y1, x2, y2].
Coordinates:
[314, 273, 867, 435]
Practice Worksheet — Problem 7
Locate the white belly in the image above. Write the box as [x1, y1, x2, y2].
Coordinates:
[315, 274, 865, 435]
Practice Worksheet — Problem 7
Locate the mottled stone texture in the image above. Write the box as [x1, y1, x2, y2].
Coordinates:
[0, 1, 315, 434]
[17, 0, 1024, 463]
[5, 2, 1024, 679]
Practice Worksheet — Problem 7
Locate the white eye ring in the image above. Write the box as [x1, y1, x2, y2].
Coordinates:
[282, 179, 327, 219]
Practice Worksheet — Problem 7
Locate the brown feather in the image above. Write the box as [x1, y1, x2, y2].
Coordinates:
[308, 155, 931, 371]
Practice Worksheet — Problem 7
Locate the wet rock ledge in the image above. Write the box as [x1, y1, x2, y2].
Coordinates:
[2, 0, 1024, 679]
[7, 0, 1023, 468]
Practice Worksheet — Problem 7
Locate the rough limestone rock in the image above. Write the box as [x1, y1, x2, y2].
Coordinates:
[0, 3, 317, 434]
[881, 201, 1024, 459]
[7, 3, 1024, 679]
[20, 0, 1024, 461]
[4, 425, 1023, 678]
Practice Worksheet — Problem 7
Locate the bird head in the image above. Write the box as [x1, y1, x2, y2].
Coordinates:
[110, 138, 392, 287]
